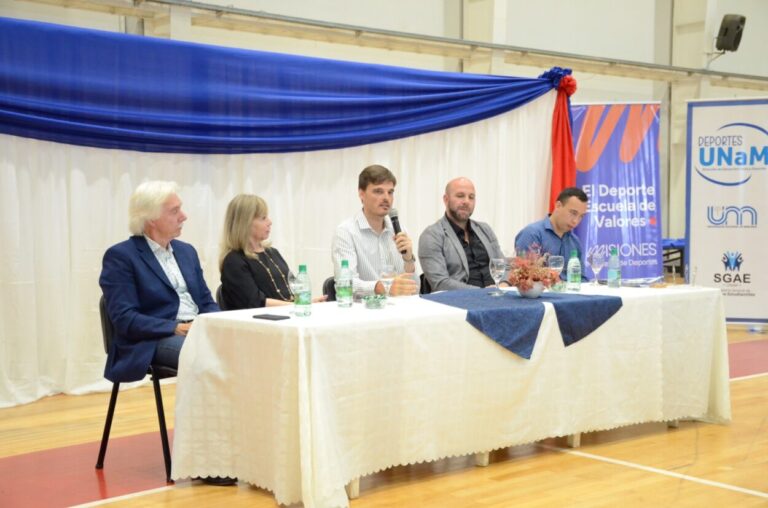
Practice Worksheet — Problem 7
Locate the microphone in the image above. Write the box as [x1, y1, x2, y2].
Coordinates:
[388, 208, 407, 254]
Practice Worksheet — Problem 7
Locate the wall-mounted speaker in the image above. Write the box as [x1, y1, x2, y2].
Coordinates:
[716, 14, 746, 52]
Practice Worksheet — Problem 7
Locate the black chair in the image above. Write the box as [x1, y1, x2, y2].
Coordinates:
[95, 296, 175, 483]
[323, 276, 337, 302]
[215, 284, 229, 310]
[419, 273, 432, 294]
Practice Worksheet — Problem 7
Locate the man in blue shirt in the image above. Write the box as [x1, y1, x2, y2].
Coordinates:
[514, 187, 588, 279]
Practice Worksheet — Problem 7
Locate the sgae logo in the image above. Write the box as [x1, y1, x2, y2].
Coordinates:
[714, 251, 750, 284]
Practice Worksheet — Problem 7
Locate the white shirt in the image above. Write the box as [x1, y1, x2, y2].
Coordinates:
[332, 210, 406, 297]
[145, 236, 198, 321]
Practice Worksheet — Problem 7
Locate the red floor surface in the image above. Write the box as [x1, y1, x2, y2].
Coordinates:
[1, 340, 766, 507]
[728, 338, 768, 378]
[0, 431, 172, 508]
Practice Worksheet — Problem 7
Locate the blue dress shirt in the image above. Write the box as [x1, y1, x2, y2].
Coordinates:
[514, 217, 583, 279]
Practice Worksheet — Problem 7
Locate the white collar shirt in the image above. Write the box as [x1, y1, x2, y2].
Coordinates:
[331, 210, 405, 297]
[144, 236, 199, 321]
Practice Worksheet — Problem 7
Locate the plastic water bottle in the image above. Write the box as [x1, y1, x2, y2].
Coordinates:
[294, 264, 312, 317]
[607, 246, 621, 288]
[566, 250, 581, 291]
[336, 259, 353, 308]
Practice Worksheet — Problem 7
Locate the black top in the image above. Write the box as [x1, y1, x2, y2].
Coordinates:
[446, 215, 494, 288]
[220, 248, 293, 310]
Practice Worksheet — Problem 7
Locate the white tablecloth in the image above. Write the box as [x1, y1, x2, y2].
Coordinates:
[171, 286, 730, 508]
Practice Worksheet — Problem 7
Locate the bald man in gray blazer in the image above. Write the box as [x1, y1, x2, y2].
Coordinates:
[419, 177, 505, 292]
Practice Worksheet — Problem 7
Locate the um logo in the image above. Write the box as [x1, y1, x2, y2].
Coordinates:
[706, 206, 757, 227]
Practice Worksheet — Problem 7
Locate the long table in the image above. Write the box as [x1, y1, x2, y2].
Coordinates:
[171, 285, 730, 507]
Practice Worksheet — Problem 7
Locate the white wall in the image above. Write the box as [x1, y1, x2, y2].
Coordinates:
[157, 0, 463, 72]
[0, 0, 121, 31]
[198, 0, 462, 37]
[505, 0, 661, 63]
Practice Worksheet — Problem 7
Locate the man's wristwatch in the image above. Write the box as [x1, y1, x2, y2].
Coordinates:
[403, 254, 416, 262]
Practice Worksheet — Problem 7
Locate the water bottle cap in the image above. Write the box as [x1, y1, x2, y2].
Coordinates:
[341, 259, 349, 268]
[610, 246, 618, 255]
[298, 264, 307, 273]
[570, 250, 577, 258]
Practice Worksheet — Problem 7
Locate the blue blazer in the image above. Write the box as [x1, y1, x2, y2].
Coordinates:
[99, 236, 219, 382]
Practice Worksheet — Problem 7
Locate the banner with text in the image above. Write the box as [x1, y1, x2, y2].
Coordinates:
[687, 99, 768, 323]
[571, 103, 662, 281]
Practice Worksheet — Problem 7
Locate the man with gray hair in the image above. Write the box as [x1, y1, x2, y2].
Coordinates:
[99, 181, 219, 384]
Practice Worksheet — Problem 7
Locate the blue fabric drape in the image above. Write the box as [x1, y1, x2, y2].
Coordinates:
[0, 17, 558, 154]
[422, 289, 545, 359]
[422, 289, 623, 359]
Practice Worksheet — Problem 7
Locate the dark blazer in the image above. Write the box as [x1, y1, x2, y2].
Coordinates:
[99, 235, 219, 382]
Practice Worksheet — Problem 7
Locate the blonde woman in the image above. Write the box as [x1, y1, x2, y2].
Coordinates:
[219, 194, 325, 309]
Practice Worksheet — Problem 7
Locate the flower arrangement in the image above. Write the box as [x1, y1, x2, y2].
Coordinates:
[506, 247, 559, 292]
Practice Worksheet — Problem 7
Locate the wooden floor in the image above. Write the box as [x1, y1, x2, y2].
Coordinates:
[1, 326, 766, 507]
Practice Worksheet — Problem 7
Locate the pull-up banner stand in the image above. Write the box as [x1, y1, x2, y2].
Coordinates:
[572, 103, 663, 283]
[687, 98, 768, 324]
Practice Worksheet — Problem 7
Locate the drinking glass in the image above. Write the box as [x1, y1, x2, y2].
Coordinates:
[489, 258, 506, 296]
[547, 255, 565, 292]
[587, 252, 606, 285]
[287, 273, 302, 314]
[379, 264, 396, 300]
[287, 273, 301, 300]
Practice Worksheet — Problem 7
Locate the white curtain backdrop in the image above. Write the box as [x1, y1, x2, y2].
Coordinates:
[0, 90, 555, 407]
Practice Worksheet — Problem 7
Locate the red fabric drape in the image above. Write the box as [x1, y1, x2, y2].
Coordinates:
[549, 75, 578, 212]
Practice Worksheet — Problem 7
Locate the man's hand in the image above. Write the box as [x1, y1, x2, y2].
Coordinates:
[393, 232, 414, 262]
[174, 322, 193, 336]
[389, 273, 418, 296]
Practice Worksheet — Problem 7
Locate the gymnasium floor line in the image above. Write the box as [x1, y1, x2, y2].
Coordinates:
[538, 444, 768, 500]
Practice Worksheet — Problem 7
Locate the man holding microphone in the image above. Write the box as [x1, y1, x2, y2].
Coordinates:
[332, 164, 419, 297]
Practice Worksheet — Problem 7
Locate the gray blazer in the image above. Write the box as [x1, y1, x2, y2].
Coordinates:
[418, 215, 504, 292]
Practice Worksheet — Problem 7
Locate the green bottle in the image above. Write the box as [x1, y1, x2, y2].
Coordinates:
[566, 250, 581, 291]
[336, 259, 353, 308]
[294, 264, 312, 316]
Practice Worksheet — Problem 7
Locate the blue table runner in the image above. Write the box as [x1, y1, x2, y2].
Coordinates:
[421, 289, 623, 359]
